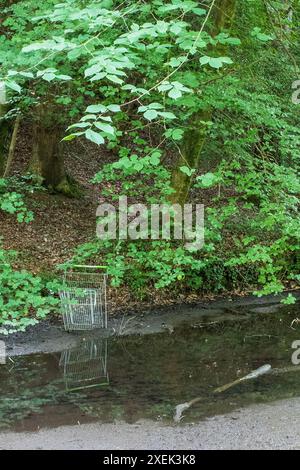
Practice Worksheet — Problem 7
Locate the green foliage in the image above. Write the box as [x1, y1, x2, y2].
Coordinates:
[0, 0, 299, 318]
[0, 248, 59, 334]
[193, 157, 300, 299]
[0, 176, 58, 333]
[0, 178, 34, 223]
[0, 0, 240, 137]
[71, 239, 206, 296]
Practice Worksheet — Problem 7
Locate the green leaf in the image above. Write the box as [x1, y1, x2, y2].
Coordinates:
[149, 152, 161, 165]
[80, 114, 97, 121]
[68, 122, 91, 129]
[94, 122, 115, 135]
[85, 64, 101, 77]
[200, 56, 233, 69]
[144, 109, 158, 120]
[215, 33, 241, 46]
[148, 102, 164, 110]
[56, 74, 72, 81]
[8, 70, 34, 78]
[180, 166, 195, 177]
[159, 111, 176, 120]
[6, 81, 21, 93]
[86, 104, 107, 113]
[165, 128, 184, 140]
[225, 37, 241, 45]
[107, 75, 124, 84]
[107, 104, 121, 112]
[196, 172, 219, 188]
[62, 134, 78, 141]
[251, 27, 274, 42]
[85, 129, 105, 145]
[168, 87, 182, 99]
[172, 129, 184, 140]
[192, 8, 207, 15]
[199, 56, 210, 65]
[134, 162, 143, 171]
[42, 73, 56, 82]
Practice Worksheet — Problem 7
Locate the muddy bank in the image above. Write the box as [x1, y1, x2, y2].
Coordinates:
[0, 397, 299, 450]
[2, 292, 299, 357]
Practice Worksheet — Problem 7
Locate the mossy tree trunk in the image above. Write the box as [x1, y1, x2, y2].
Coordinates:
[170, 0, 237, 205]
[29, 104, 79, 196]
[170, 110, 212, 205]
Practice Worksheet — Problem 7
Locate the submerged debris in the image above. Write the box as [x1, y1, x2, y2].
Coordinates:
[174, 364, 272, 423]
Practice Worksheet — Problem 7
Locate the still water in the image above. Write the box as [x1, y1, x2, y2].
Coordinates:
[0, 304, 300, 431]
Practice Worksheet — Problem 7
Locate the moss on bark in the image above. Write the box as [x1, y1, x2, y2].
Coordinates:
[29, 104, 82, 197]
[170, 0, 237, 205]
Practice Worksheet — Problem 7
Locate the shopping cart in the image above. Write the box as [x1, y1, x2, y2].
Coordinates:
[59, 265, 108, 331]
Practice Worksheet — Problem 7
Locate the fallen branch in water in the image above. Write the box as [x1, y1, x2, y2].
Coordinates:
[174, 364, 272, 423]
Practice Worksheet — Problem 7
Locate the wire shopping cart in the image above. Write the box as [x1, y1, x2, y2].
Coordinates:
[59, 265, 108, 331]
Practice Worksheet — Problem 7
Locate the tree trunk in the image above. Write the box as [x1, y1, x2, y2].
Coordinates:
[170, 0, 237, 205]
[3, 115, 20, 178]
[170, 110, 212, 205]
[29, 104, 80, 196]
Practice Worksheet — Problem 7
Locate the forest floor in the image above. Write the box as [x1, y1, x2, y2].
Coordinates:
[1, 126, 104, 274]
[0, 397, 300, 450]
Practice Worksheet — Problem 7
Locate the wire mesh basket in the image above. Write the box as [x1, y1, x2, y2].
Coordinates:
[59, 339, 109, 392]
[59, 265, 108, 331]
